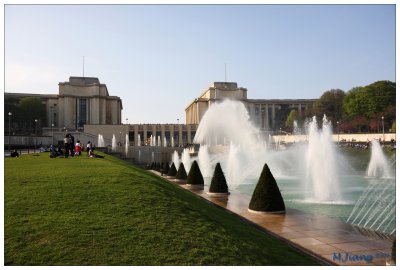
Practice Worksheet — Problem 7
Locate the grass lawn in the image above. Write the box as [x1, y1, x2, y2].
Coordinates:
[4, 153, 320, 266]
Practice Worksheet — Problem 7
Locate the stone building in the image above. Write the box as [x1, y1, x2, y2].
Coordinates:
[85, 123, 198, 147]
[185, 82, 316, 131]
[5, 76, 123, 131]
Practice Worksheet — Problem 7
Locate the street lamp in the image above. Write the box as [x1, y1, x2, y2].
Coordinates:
[126, 118, 128, 124]
[177, 118, 179, 125]
[119, 131, 122, 146]
[8, 112, 12, 153]
[34, 119, 38, 153]
[51, 123, 55, 145]
[381, 116, 385, 142]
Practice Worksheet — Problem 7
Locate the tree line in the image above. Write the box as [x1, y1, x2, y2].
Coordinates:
[5, 96, 46, 135]
[284, 80, 395, 133]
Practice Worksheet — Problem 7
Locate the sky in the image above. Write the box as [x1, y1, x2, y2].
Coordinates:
[4, 4, 396, 124]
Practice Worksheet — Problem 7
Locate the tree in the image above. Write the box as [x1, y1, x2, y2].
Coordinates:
[248, 164, 285, 213]
[17, 97, 46, 133]
[168, 163, 177, 177]
[343, 81, 395, 120]
[187, 160, 204, 185]
[209, 163, 229, 194]
[314, 89, 345, 123]
[176, 163, 188, 180]
[286, 109, 299, 129]
[163, 162, 170, 175]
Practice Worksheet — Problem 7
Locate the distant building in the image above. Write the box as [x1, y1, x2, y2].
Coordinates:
[5, 76, 123, 131]
[185, 82, 316, 131]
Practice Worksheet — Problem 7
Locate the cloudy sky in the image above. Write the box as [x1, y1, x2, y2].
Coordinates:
[5, 4, 395, 123]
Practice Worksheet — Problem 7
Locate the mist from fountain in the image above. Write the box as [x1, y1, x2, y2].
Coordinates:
[112, 134, 117, 152]
[366, 140, 393, 178]
[181, 148, 191, 172]
[98, 134, 105, 147]
[157, 136, 161, 147]
[171, 137, 175, 147]
[190, 99, 344, 200]
[304, 115, 341, 202]
[138, 134, 141, 146]
[163, 137, 167, 147]
[125, 134, 129, 156]
[198, 145, 212, 177]
[172, 150, 180, 168]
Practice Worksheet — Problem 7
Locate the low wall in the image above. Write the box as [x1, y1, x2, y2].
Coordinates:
[272, 133, 395, 144]
[107, 145, 183, 164]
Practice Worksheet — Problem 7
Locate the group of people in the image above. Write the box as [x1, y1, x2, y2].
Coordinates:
[50, 133, 96, 158]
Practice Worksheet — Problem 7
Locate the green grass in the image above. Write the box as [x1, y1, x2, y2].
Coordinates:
[5, 153, 319, 266]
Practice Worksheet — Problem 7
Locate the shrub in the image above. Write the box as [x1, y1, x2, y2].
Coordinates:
[176, 163, 187, 180]
[209, 163, 229, 193]
[163, 162, 170, 175]
[187, 160, 204, 185]
[248, 163, 285, 213]
[168, 163, 177, 177]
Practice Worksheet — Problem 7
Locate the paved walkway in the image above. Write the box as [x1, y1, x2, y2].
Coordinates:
[152, 171, 394, 266]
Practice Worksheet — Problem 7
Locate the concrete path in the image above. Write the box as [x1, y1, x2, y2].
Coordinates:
[152, 171, 394, 266]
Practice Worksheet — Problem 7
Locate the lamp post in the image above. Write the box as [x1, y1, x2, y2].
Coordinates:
[8, 112, 12, 153]
[51, 123, 55, 145]
[177, 118, 179, 125]
[119, 131, 122, 146]
[126, 118, 128, 124]
[382, 116, 385, 142]
[34, 119, 38, 153]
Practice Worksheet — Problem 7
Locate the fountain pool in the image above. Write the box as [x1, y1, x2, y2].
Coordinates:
[180, 99, 396, 236]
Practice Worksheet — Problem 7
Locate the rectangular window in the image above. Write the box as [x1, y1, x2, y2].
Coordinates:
[79, 99, 87, 127]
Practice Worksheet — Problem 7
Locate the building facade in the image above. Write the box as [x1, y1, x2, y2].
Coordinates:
[85, 123, 198, 147]
[5, 76, 123, 131]
[185, 82, 316, 131]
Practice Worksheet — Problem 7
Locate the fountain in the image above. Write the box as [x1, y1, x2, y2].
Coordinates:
[151, 151, 154, 163]
[125, 134, 129, 156]
[181, 148, 191, 172]
[138, 134, 141, 146]
[153, 136, 156, 147]
[172, 150, 180, 168]
[304, 115, 340, 202]
[163, 137, 167, 147]
[157, 136, 161, 147]
[149, 135, 153, 146]
[168, 99, 395, 236]
[366, 140, 393, 178]
[198, 145, 212, 177]
[98, 134, 105, 147]
[112, 134, 117, 152]
[171, 137, 175, 147]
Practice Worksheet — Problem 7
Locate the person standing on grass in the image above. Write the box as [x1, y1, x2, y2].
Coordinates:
[69, 134, 75, 157]
[75, 140, 82, 156]
[64, 135, 71, 158]
[86, 141, 91, 157]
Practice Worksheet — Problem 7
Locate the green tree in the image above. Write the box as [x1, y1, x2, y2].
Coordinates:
[313, 89, 345, 123]
[176, 163, 188, 180]
[285, 109, 299, 129]
[187, 160, 204, 185]
[249, 164, 285, 213]
[17, 97, 46, 133]
[209, 163, 229, 194]
[343, 81, 395, 120]
[168, 163, 177, 177]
